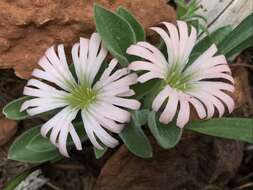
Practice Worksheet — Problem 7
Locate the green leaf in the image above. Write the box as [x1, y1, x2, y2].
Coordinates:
[189, 26, 233, 64]
[116, 7, 145, 41]
[26, 122, 87, 153]
[225, 35, 253, 60]
[26, 133, 57, 152]
[132, 79, 161, 100]
[119, 112, 153, 158]
[143, 80, 164, 109]
[3, 169, 35, 190]
[187, 118, 253, 143]
[93, 146, 107, 159]
[3, 97, 30, 120]
[8, 126, 62, 163]
[132, 110, 150, 126]
[218, 13, 253, 59]
[148, 112, 183, 149]
[94, 4, 136, 66]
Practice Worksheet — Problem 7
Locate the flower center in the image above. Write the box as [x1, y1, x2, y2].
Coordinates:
[165, 70, 193, 92]
[65, 85, 97, 110]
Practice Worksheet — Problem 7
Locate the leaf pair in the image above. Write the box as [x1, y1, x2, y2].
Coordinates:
[119, 110, 183, 158]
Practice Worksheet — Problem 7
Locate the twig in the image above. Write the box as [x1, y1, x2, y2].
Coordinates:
[51, 163, 86, 171]
[233, 182, 253, 190]
[46, 182, 62, 190]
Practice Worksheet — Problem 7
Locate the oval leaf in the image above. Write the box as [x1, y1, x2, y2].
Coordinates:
[132, 110, 150, 127]
[3, 97, 30, 120]
[8, 126, 62, 163]
[119, 112, 153, 158]
[116, 7, 145, 41]
[27, 122, 87, 153]
[26, 133, 57, 153]
[148, 111, 183, 149]
[187, 117, 253, 143]
[94, 4, 136, 66]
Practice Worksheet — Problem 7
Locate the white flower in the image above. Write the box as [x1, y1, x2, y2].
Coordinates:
[127, 21, 235, 128]
[21, 33, 141, 157]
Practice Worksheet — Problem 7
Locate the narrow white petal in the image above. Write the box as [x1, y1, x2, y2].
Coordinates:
[186, 44, 218, 74]
[117, 89, 135, 97]
[181, 26, 197, 66]
[136, 41, 169, 70]
[89, 109, 124, 133]
[102, 96, 141, 110]
[58, 124, 70, 157]
[102, 73, 138, 91]
[27, 79, 56, 91]
[204, 89, 235, 113]
[40, 111, 64, 137]
[152, 86, 170, 112]
[149, 27, 175, 66]
[129, 61, 164, 75]
[176, 94, 190, 128]
[32, 69, 70, 91]
[188, 97, 206, 119]
[188, 91, 215, 119]
[57, 44, 69, 69]
[127, 44, 166, 69]
[193, 81, 234, 92]
[45, 47, 76, 89]
[69, 124, 82, 151]
[159, 88, 179, 124]
[138, 72, 164, 83]
[99, 59, 118, 81]
[89, 43, 108, 83]
[91, 102, 131, 123]
[190, 73, 234, 83]
[71, 43, 82, 82]
[79, 37, 89, 77]
[209, 95, 225, 117]
[81, 111, 103, 149]
[20, 97, 67, 112]
[88, 115, 119, 148]
[86, 33, 101, 78]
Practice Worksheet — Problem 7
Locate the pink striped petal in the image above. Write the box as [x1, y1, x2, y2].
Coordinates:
[159, 88, 179, 124]
[176, 94, 190, 128]
[152, 86, 170, 112]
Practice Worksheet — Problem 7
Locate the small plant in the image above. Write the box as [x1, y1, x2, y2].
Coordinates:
[175, 0, 208, 34]
[2, 3, 253, 166]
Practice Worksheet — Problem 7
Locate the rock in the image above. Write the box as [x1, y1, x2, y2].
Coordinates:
[0, 0, 176, 79]
[94, 135, 243, 190]
[0, 118, 18, 145]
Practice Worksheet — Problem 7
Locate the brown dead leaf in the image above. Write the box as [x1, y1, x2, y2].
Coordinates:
[231, 67, 251, 109]
[0, 117, 17, 146]
[94, 136, 243, 190]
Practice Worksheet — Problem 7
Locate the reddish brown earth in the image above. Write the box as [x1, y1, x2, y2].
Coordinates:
[0, 0, 176, 79]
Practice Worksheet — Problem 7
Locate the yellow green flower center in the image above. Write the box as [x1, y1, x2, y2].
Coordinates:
[65, 85, 97, 110]
[165, 70, 194, 92]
